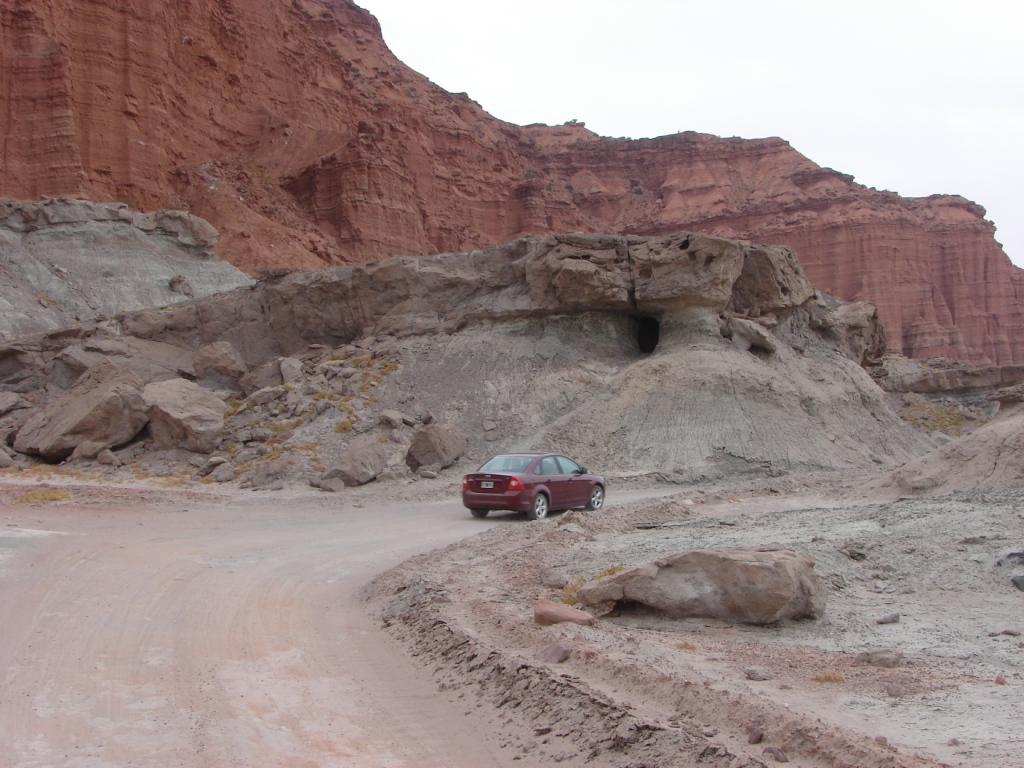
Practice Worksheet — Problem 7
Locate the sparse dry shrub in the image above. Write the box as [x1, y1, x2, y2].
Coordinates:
[812, 672, 846, 684]
[15, 488, 71, 504]
[561, 576, 586, 606]
[900, 396, 966, 436]
[675, 641, 697, 652]
[351, 355, 373, 368]
[335, 418, 353, 433]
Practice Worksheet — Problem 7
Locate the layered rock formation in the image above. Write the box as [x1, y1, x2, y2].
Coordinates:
[2, 0, 1021, 364]
[1, 232, 930, 480]
[0, 198, 253, 338]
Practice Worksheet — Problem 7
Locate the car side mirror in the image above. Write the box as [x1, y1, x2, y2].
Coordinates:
[576, 467, 587, 475]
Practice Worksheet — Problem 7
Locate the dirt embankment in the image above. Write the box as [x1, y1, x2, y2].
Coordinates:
[368, 475, 1024, 768]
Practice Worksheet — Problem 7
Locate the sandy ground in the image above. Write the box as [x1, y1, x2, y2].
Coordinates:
[0, 476, 672, 767]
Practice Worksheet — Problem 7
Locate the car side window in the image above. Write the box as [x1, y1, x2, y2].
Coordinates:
[536, 456, 560, 475]
[556, 456, 581, 474]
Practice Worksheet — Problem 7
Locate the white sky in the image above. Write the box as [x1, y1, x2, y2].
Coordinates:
[360, 0, 1023, 267]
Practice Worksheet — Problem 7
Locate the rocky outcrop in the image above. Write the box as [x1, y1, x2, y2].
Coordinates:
[1, 0, 1020, 364]
[112, 233, 830, 364]
[13, 360, 147, 461]
[578, 548, 826, 625]
[0, 230, 934, 480]
[142, 378, 225, 453]
[0, 198, 253, 339]
[871, 354, 1024, 395]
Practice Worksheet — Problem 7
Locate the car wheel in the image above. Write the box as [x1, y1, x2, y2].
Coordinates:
[470, 509, 489, 519]
[527, 493, 549, 520]
[586, 485, 605, 511]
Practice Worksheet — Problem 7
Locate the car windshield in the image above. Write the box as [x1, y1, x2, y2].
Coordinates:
[478, 455, 533, 473]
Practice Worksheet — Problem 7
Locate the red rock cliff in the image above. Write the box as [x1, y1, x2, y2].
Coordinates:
[2, 0, 1022, 364]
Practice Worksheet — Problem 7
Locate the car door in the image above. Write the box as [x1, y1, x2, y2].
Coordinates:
[535, 455, 568, 508]
[555, 455, 588, 507]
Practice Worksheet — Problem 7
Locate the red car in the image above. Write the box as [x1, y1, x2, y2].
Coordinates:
[462, 453, 605, 520]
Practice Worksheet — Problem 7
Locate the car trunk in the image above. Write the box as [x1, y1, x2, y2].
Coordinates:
[465, 473, 515, 493]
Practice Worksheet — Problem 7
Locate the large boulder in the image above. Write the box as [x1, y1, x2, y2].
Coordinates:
[320, 435, 392, 489]
[193, 341, 247, 388]
[142, 378, 226, 453]
[14, 360, 148, 461]
[405, 423, 467, 471]
[578, 548, 825, 625]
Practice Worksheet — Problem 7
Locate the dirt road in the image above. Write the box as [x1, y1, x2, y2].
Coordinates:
[0, 484, 672, 767]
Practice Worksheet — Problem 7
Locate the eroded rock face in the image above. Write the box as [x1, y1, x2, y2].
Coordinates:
[143, 378, 226, 453]
[0, 199, 252, 339]
[14, 360, 147, 461]
[578, 548, 826, 625]
[111, 234, 847, 364]
[1, 1, 1020, 364]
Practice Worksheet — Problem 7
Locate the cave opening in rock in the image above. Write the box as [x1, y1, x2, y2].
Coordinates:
[634, 315, 660, 354]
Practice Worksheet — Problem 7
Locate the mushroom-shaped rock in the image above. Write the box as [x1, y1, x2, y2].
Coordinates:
[143, 378, 226, 453]
[578, 548, 825, 625]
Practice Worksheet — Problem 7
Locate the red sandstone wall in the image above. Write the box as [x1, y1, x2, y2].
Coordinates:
[2, 0, 1022, 363]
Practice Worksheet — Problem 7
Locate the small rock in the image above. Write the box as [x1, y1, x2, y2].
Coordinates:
[874, 736, 888, 746]
[839, 544, 867, 561]
[959, 536, 988, 545]
[884, 683, 911, 698]
[210, 463, 235, 483]
[702, 726, 719, 737]
[537, 642, 572, 664]
[762, 746, 789, 763]
[0, 452, 14, 469]
[539, 567, 570, 589]
[876, 613, 900, 625]
[417, 468, 438, 479]
[1012, 575, 1024, 592]
[380, 410, 406, 429]
[533, 599, 595, 627]
[534, 726, 552, 736]
[994, 675, 1008, 685]
[989, 629, 1022, 637]
[745, 667, 773, 681]
[278, 357, 303, 384]
[747, 728, 764, 745]
[96, 449, 121, 467]
[856, 649, 903, 668]
[947, 738, 960, 747]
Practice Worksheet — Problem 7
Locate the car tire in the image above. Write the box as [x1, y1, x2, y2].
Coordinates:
[586, 485, 605, 511]
[470, 509, 489, 519]
[526, 493, 549, 521]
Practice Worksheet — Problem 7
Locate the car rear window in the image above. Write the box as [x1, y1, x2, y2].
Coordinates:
[478, 455, 533, 472]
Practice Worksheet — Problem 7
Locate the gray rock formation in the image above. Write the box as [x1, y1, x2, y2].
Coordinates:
[14, 360, 148, 461]
[0, 198, 253, 339]
[578, 548, 826, 625]
[143, 378, 226, 453]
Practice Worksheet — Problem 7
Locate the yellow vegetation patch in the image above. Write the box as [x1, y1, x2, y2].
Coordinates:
[561, 576, 586, 606]
[15, 488, 71, 504]
[812, 672, 846, 684]
[335, 418, 353, 433]
[675, 641, 697, 652]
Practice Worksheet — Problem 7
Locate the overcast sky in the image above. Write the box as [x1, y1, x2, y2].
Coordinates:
[361, 0, 1022, 267]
